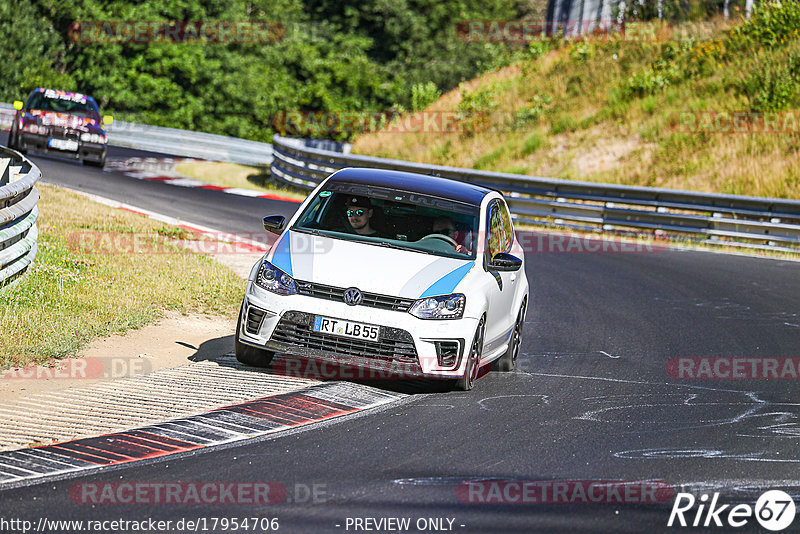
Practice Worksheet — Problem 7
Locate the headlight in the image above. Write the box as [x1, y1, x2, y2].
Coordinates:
[255, 260, 296, 296]
[82, 133, 104, 143]
[408, 293, 465, 320]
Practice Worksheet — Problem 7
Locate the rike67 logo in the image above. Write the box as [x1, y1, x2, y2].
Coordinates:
[668, 490, 796, 531]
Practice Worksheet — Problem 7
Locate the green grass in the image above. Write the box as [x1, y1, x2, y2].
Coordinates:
[0, 185, 244, 369]
[174, 161, 308, 201]
[352, 6, 800, 199]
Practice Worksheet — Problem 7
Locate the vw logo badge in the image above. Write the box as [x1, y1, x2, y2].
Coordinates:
[343, 287, 363, 306]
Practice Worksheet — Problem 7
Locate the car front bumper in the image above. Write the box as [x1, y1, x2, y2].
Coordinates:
[239, 282, 480, 379]
[18, 132, 106, 162]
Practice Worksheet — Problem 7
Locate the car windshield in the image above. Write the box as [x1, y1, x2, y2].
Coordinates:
[292, 181, 480, 259]
[27, 91, 100, 119]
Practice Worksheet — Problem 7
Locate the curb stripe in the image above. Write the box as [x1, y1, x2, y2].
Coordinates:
[107, 158, 302, 204]
[0, 383, 405, 486]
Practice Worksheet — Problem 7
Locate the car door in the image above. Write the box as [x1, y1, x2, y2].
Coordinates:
[481, 199, 519, 356]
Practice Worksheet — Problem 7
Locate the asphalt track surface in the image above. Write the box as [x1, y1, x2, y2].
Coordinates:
[3, 146, 800, 533]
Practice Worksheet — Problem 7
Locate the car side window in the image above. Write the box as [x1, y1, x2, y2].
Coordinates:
[485, 201, 503, 262]
[498, 200, 513, 251]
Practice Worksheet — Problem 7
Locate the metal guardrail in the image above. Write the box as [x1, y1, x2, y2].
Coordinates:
[271, 134, 800, 252]
[0, 146, 39, 287]
[2, 101, 350, 165]
[0, 102, 277, 166]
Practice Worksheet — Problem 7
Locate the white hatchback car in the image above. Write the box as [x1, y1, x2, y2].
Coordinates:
[236, 168, 528, 390]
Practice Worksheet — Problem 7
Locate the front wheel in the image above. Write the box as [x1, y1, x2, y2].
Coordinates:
[83, 155, 106, 168]
[234, 306, 275, 367]
[454, 317, 485, 391]
[492, 300, 526, 372]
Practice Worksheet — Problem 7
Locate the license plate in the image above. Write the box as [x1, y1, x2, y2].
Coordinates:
[48, 138, 78, 151]
[313, 315, 380, 341]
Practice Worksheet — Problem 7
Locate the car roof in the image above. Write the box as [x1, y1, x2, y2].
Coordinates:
[33, 88, 96, 104]
[329, 167, 494, 206]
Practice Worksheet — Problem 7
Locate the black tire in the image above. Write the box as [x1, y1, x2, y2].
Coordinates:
[234, 306, 275, 368]
[492, 299, 526, 372]
[82, 156, 105, 168]
[8, 132, 25, 154]
[455, 317, 485, 391]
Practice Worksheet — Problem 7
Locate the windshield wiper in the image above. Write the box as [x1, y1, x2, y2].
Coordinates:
[372, 241, 435, 255]
[291, 227, 325, 237]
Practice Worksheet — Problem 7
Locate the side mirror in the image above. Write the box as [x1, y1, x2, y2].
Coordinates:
[103, 115, 113, 125]
[488, 252, 522, 272]
[263, 215, 286, 234]
[13, 101, 23, 111]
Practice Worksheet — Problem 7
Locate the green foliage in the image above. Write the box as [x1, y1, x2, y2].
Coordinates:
[527, 40, 552, 60]
[729, 0, 800, 47]
[519, 131, 545, 156]
[569, 42, 593, 63]
[456, 84, 499, 136]
[410, 82, 441, 111]
[740, 51, 800, 112]
[514, 94, 552, 126]
[1, 0, 524, 141]
[623, 58, 680, 98]
[473, 145, 507, 170]
[550, 114, 578, 135]
[0, 1, 74, 98]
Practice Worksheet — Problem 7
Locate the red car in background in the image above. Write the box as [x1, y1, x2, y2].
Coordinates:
[7, 88, 112, 167]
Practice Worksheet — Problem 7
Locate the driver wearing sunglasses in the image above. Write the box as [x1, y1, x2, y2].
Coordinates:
[345, 196, 379, 236]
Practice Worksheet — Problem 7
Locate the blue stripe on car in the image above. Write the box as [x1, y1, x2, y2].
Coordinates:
[271, 233, 293, 277]
[419, 262, 474, 298]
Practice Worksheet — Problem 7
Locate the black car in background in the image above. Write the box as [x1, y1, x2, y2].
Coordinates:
[8, 88, 112, 167]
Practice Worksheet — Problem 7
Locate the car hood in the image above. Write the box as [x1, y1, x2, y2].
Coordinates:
[267, 231, 475, 299]
[26, 110, 102, 132]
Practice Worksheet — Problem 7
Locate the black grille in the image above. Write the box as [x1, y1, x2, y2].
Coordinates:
[246, 307, 267, 335]
[435, 341, 461, 368]
[296, 281, 415, 312]
[270, 311, 418, 363]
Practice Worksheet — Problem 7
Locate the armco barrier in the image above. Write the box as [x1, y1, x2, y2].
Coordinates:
[0, 146, 40, 287]
[2, 101, 348, 165]
[271, 134, 800, 252]
[0, 102, 275, 166]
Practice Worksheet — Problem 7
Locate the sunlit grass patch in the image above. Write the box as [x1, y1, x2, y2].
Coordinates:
[174, 160, 308, 201]
[0, 184, 244, 369]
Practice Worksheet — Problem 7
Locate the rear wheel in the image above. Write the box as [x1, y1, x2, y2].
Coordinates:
[455, 317, 485, 391]
[234, 305, 275, 368]
[492, 299, 526, 372]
